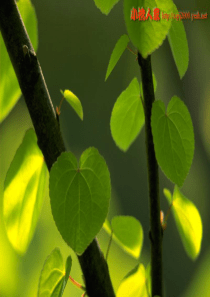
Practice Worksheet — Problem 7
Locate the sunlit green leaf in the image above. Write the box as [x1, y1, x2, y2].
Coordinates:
[49, 148, 111, 255]
[117, 264, 148, 297]
[38, 248, 72, 297]
[163, 186, 203, 260]
[163, 188, 172, 204]
[145, 263, 151, 297]
[151, 96, 194, 187]
[111, 216, 143, 259]
[0, 0, 38, 122]
[124, 0, 174, 58]
[93, 0, 120, 15]
[3, 129, 47, 254]
[110, 77, 144, 151]
[62, 89, 83, 120]
[168, 4, 189, 79]
[105, 34, 130, 81]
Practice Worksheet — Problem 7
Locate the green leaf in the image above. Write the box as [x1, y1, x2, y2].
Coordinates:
[93, 0, 120, 15]
[38, 248, 72, 297]
[168, 4, 189, 79]
[117, 264, 148, 297]
[145, 263, 151, 297]
[111, 216, 143, 259]
[151, 96, 194, 187]
[163, 188, 172, 204]
[49, 148, 111, 255]
[0, 0, 38, 122]
[110, 77, 144, 152]
[105, 34, 130, 81]
[124, 0, 174, 58]
[63, 89, 83, 120]
[163, 186, 203, 260]
[3, 129, 47, 254]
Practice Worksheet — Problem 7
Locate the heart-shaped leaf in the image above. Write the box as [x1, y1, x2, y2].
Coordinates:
[38, 248, 72, 297]
[168, 4, 189, 79]
[124, 0, 174, 58]
[151, 96, 194, 187]
[61, 89, 83, 120]
[3, 129, 47, 254]
[0, 0, 38, 122]
[117, 264, 148, 297]
[93, 0, 120, 15]
[164, 187, 203, 260]
[111, 216, 143, 259]
[105, 34, 130, 81]
[49, 148, 111, 255]
[110, 77, 144, 151]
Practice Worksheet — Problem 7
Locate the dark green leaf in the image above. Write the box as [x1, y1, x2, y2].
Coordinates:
[49, 148, 111, 255]
[151, 96, 194, 187]
[168, 4, 189, 78]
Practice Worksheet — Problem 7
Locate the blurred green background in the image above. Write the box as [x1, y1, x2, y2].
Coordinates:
[0, 0, 210, 296]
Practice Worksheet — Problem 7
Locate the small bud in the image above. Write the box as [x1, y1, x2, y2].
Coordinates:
[160, 210, 164, 225]
[22, 45, 29, 56]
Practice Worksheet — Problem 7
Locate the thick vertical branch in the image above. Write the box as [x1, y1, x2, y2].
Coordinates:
[138, 53, 163, 296]
[0, 1, 115, 296]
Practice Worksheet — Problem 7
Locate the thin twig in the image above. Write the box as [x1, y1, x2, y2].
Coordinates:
[106, 229, 113, 261]
[127, 45, 137, 56]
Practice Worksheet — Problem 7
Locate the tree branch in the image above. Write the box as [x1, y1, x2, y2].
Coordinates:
[138, 53, 163, 296]
[0, 1, 115, 296]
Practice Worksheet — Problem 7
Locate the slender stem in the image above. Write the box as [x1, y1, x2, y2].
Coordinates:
[57, 96, 65, 115]
[0, 1, 115, 296]
[127, 45, 137, 56]
[137, 53, 163, 296]
[106, 229, 113, 261]
[69, 275, 86, 291]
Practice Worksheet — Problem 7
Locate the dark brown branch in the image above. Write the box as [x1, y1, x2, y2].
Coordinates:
[138, 53, 163, 296]
[0, 1, 115, 296]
